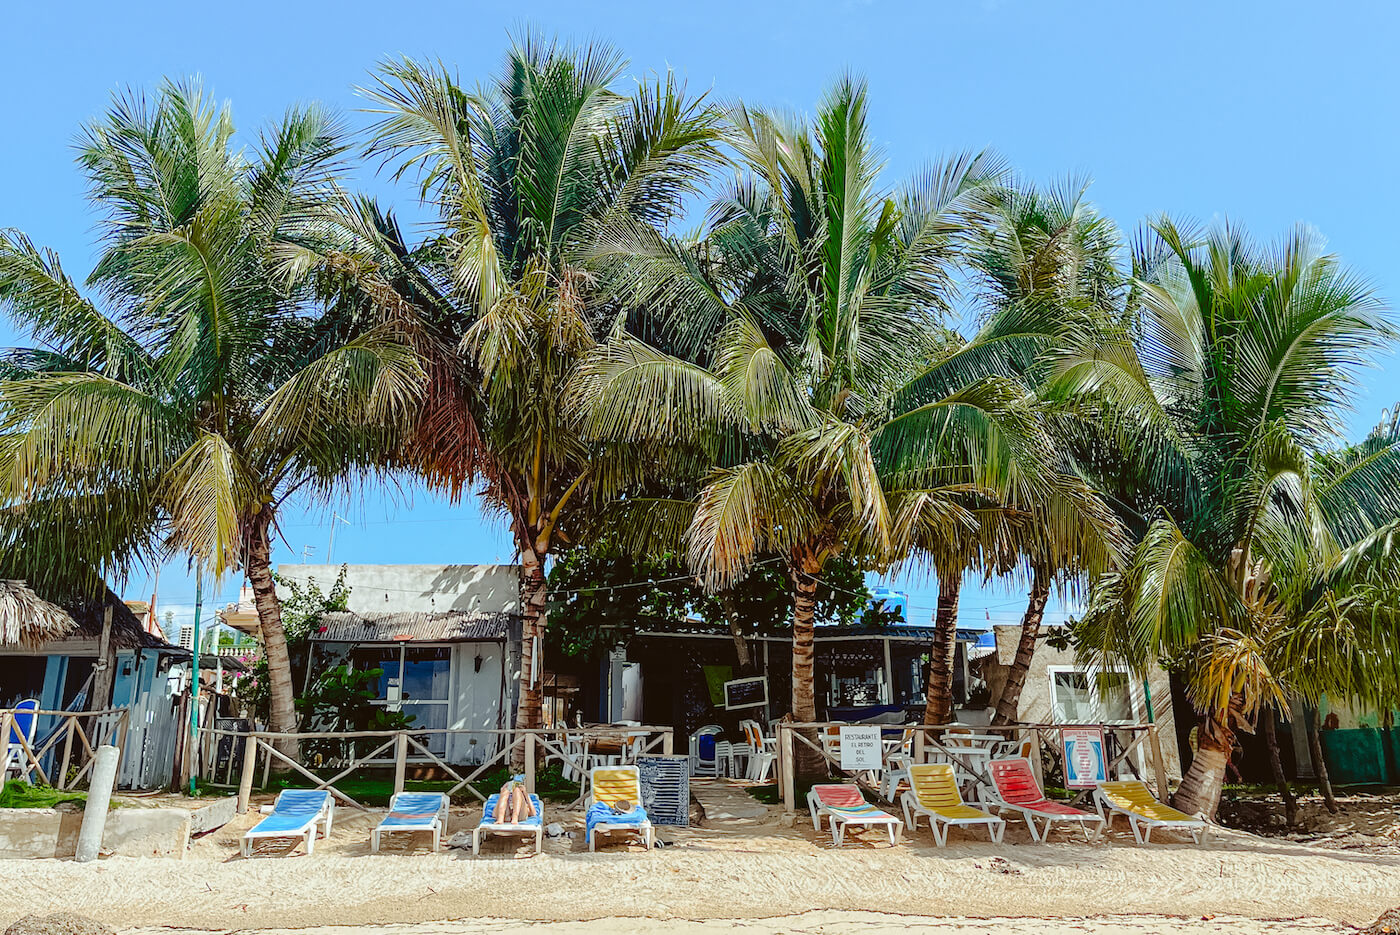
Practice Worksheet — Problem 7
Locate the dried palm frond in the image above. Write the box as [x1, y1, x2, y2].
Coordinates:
[0, 579, 76, 649]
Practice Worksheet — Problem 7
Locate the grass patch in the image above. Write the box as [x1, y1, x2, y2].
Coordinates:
[259, 764, 582, 806]
[746, 779, 817, 806]
[0, 780, 90, 809]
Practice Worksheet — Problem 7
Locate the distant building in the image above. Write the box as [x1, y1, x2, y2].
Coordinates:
[276, 564, 522, 766]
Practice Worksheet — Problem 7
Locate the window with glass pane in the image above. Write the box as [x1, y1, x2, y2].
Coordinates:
[401, 702, 449, 754]
[1051, 670, 1093, 721]
[1051, 669, 1134, 723]
[1097, 671, 1134, 722]
[350, 648, 401, 700]
[401, 647, 451, 701]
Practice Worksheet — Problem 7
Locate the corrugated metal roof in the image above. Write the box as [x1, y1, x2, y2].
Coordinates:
[311, 610, 516, 643]
[636, 618, 994, 643]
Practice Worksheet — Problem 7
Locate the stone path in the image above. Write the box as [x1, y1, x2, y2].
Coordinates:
[689, 778, 770, 824]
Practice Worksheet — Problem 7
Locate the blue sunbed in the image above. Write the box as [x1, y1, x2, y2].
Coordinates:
[241, 789, 335, 857]
[474, 779, 543, 855]
[373, 792, 450, 852]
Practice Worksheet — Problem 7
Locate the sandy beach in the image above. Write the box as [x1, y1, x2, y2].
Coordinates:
[3, 783, 1396, 935]
[119, 914, 1350, 934]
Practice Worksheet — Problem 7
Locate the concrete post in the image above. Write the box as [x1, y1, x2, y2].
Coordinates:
[75, 744, 120, 863]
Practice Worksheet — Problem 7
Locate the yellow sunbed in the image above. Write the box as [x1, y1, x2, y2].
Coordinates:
[900, 763, 1005, 846]
[1093, 780, 1207, 845]
[586, 765, 653, 851]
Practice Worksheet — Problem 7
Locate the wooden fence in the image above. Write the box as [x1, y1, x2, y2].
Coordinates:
[775, 720, 1169, 815]
[1, 707, 130, 790]
[196, 725, 675, 814]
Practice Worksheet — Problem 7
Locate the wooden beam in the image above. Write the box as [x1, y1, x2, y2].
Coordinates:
[238, 734, 258, 813]
[90, 607, 115, 712]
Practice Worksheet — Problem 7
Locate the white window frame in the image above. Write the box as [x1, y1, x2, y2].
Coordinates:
[352, 642, 455, 758]
[1046, 665, 1141, 725]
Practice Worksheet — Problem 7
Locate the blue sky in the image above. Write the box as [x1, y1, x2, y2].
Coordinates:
[3, 0, 1399, 635]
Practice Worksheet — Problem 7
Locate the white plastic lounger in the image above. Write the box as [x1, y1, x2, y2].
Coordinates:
[586, 766, 653, 851]
[987, 757, 1104, 842]
[1094, 780, 1208, 845]
[373, 792, 450, 852]
[901, 764, 1005, 847]
[807, 784, 903, 846]
[241, 789, 334, 857]
[474, 788, 544, 855]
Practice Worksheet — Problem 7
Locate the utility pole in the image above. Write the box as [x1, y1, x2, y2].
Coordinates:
[327, 512, 350, 563]
[187, 572, 203, 796]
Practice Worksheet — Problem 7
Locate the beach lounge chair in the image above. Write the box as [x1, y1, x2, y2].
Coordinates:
[987, 757, 1104, 842]
[1093, 780, 1208, 845]
[586, 765, 653, 851]
[806, 784, 903, 846]
[901, 764, 1005, 846]
[474, 781, 544, 855]
[372, 791, 449, 853]
[241, 789, 334, 858]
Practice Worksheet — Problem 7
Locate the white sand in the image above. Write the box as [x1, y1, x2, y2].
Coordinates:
[123, 913, 1346, 935]
[3, 789, 1394, 934]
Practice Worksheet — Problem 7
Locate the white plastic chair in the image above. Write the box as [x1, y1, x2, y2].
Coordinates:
[739, 720, 777, 781]
[689, 725, 723, 777]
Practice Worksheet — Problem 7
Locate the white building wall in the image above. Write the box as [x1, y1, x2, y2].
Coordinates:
[277, 564, 520, 614]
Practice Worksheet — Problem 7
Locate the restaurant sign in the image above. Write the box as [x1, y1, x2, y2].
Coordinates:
[1061, 726, 1107, 788]
[838, 725, 883, 771]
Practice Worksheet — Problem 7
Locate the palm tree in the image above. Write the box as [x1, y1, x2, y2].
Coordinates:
[355, 37, 725, 746]
[867, 177, 1127, 726]
[573, 76, 1059, 775]
[1068, 218, 1400, 817]
[931, 177, 1128, 725]
[0, 81, 423, 744]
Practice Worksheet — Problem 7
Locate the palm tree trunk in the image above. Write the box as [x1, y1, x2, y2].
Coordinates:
[1170, 713, 1232, 818]
[922, 565, 962, 725]
[1262, 705, 1298, 827]
[791, 559, 824, 780]
[512, 541, 547, 770]
[723, 596, 752, 673]
[246, 506, 298, 758]
[991, 564, 1050, 726]
[1306, 713, 1339, 814]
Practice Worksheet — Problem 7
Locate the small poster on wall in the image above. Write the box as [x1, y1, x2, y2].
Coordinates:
[838, 725, 883, 771]
[722, 676, 768, 711]
[1061, 726, 1108, 788]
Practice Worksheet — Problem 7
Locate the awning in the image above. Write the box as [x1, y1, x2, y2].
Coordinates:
[311, 610, 516, 643]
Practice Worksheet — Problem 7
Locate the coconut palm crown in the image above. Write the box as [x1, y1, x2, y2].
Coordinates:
[573, 77, 1087, 773]
[1067, 218, 1400, 818]
[0, 81, 424, 737]
[353, 36, 726, 745]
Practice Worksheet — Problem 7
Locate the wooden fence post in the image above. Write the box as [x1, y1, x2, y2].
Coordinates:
[780, 725, 795, 816]
[524, 732, 536, 795]
[0, 712, 10, 780]
[662, 728, 673, 756]
[1148, 724, 1168, 801]
[238, 735, 258, 814]
[393, 732, 408, 796]
[1030, 728, 1046, 789]
[58, 719, 76, 790]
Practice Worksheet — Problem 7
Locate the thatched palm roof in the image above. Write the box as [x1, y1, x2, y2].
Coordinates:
[0, 579, 77, 649]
